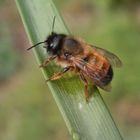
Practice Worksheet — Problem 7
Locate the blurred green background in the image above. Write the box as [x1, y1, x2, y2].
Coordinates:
[0, 0, 140, 140]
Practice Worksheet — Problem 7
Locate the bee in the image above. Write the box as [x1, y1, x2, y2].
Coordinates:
[27, 17, 122, 101]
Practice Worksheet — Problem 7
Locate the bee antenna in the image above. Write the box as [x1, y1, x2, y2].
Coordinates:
[51, 16, 56, 34]
[27, 41, 46, 50]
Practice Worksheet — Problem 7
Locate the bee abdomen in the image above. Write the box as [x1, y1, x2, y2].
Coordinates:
[101, 66, 113, 86]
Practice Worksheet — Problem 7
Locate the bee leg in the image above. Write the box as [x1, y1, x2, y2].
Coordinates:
[39, 56, 56, 67]
[46, 66, 73, 82]
[79, 72, 89, 102]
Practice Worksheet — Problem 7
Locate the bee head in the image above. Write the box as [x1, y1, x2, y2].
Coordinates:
[27, 16, 66, 56]
[45, 32, 66, 55]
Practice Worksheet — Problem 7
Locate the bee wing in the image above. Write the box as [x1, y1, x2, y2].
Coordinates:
[91, 45, 122, 68]
[72, 56, 112, 91]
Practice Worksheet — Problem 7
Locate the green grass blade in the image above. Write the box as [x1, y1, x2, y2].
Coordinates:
[15, 0, 123, 139]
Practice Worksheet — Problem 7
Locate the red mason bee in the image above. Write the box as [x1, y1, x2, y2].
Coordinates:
[27, 17, 122, 101]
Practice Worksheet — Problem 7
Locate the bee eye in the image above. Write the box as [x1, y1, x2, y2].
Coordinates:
[50, 43, 53, 47]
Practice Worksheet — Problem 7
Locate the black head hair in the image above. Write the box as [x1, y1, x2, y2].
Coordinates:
[44, 32, 66, 55]
[27, 16, 66, 54]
